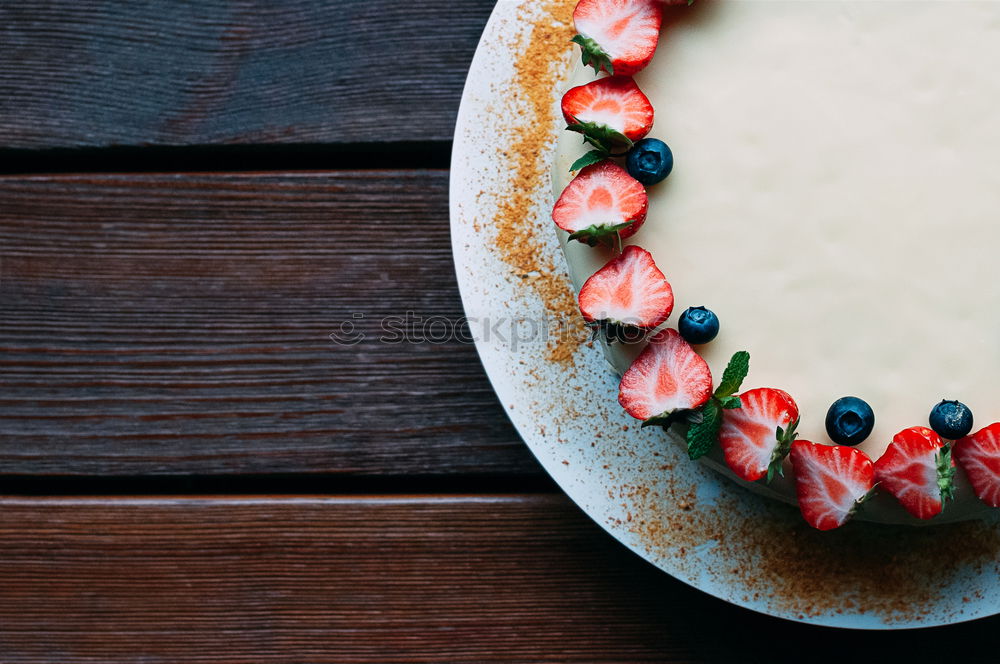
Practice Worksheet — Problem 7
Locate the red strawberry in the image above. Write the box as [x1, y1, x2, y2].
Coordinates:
[719, 388, 799, 483]
[790, 440, 876, 531]
[552, 160, 648, 247]
[618, 328, 712, 422]
[578, 245, 673, 343]
[562, 76, 654, 152]
[572, 0, 664, 77]
[954, 423, 1000, 507]
[873, 427, 955, 520]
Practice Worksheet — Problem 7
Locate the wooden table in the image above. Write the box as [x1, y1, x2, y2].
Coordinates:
[1, 2, 997, 660]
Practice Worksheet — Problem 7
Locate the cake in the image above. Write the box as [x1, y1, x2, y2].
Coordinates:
[550, 0, 1000, 528]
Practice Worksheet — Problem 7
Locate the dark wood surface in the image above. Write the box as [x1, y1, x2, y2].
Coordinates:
[0, 172, 531, 478]
[0, 495, 742, 663]
[0, 495, 989, 664]
[0, 0, 495, 149]
[2, 1, 1000, 661]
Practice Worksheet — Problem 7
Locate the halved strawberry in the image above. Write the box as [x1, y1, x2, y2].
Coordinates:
[790, 440, 876, 531]
[572, 0, 664, 77]
[562, 76, 654, 153]
[954, 423, 1000, 507]
[873, 426, 955, 520]
[552, 160, 648, 247]
[578, 245, 673, 343]
[618, 328, 712, 423]
[719, 388, 799, 483]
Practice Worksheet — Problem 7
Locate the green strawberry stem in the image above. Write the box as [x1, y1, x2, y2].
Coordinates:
[936, 444, 956, 502]
[566, 117, 634, 156]
[848, 483, 880, 520]
[567, 221, 634, 249]
[641, 410, 687, 430]
[766, 418, 799, 484]
[571, 34, 614, 76]
[585, 319, 647, 345]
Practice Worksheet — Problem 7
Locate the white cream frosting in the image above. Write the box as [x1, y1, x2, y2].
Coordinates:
[553, 0, 1000, 524]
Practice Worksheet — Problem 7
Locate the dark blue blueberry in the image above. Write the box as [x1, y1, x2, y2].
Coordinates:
[929, 400, 973, 440]
[825, 396, 875, 446]
[625, 138, 674, 185]
[677, 306, 719, 344]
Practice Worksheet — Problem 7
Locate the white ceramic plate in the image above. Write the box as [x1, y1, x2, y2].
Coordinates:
[449, 0, 1000, 629]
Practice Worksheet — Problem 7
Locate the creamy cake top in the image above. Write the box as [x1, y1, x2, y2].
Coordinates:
[553, 0, 1000, 523]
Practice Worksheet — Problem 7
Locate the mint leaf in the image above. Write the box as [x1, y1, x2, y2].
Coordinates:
[714, 350, 750, 398]
[719, 395, 742, 410]
[571, 34, 614, 75]
[570, 149, 608, 172]
[686, 399, 722, 460]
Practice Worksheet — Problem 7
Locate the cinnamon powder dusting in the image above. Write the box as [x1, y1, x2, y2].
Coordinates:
[499, 1, 1000, 624]
[611, 481, 1000, 622]
[492, 0, 581, 365]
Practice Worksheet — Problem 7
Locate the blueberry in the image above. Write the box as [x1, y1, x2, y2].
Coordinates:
[677, 306, 719, 344]
[929, 400, 973, 440]
[825, 397, 875, 446]
[625, 138, 674, 185]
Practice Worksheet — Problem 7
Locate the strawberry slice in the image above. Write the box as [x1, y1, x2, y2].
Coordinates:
[719, 388, 800, 483]
[790, 440, 876, 531]
[873, 426, 955, 520]
[618, 328, 712, 423]
[954, 423, 1000, 507]
[552, 160, 648, 247]
[578, 245, 673, 343]
[572, 0, 664, 77]
[562, 76, 654, 153]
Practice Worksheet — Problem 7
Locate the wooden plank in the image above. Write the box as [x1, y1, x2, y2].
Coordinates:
[0, 172, 532, 476]
[0, 494, 693, 663]
[1, 494, 995, 663]
[0, 0, 495, 149]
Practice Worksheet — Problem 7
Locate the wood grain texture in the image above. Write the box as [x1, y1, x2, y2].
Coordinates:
[0, 494, 996, 663]
[0, 172, 532, 476]
[0, 0, 495, 149]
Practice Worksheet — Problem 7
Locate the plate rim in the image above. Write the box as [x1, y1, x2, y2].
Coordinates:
[448, 0, 1000, 631]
